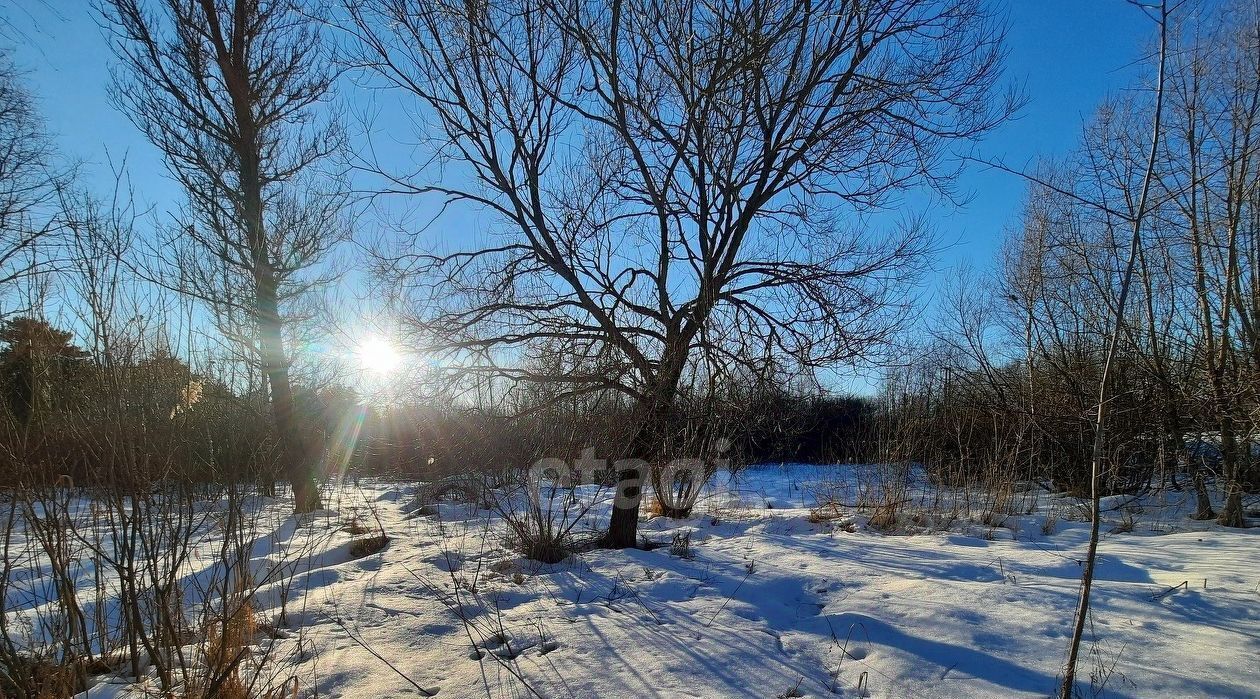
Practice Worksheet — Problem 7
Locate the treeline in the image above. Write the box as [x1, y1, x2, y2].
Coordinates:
[0, 316, 362, 491]
[0, 312, 880, 488]
[353, 387, 878, 481]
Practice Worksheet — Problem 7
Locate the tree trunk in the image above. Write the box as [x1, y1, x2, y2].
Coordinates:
[255, 266, 320, 513]
[603, 408, 658, 549]
[604, 463, 644, 549]
[1060, 6, 1167, 695]
[1191, 462, 1215, 521]
[1218, 477, 1245, 527]
[603, 369, 682, 549]
[1216, 425, 1245, 527]
[232, 66, 321, 513]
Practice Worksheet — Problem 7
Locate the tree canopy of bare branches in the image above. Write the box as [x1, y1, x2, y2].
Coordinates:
[0, 54, 67, 300]
[347, 0, 1016, 545]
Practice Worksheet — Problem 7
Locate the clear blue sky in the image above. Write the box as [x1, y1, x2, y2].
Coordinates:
[1, 0, 1165, 391]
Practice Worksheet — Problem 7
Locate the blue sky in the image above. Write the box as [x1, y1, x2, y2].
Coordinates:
[2, 0, 1164, 391]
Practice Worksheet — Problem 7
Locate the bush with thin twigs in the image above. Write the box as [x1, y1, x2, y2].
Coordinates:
[1110, 509, 1137, 534]
[867, 504, 900, 532]
[0, 456, 335, 698]
[648, 411, 736, 519]
[669, 530, 693, 559]
[1042, 507, 1060, 535]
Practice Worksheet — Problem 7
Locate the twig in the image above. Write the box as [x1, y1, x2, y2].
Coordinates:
[325, 614, 436, 697]
[1151, 580, 1187, 601]
[705, 571, 753, 627]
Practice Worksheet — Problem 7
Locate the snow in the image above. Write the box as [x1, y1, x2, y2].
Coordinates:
[7, 464, 1256, 698]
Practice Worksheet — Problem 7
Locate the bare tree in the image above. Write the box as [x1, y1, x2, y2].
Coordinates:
[101, 0, 345, 511]
[1060, 1, 1169, 696]
[348, 0, 1016, 547]
[1157, 0, 1260, 528]
[0, 53, 67, 304]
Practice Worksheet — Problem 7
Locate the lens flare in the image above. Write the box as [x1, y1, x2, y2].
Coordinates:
[356, 337, 401, 375]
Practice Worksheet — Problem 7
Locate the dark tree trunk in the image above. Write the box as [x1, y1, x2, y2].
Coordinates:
[1159, 414, 1180, 490]
[256, 273, 320, 513]
[603, 409, 658, 549]
[1216, 426, 1245, 527]
[1207, 361, 1243, 527]
[604, 463, 644, 549]
[604, 367, 683, 548]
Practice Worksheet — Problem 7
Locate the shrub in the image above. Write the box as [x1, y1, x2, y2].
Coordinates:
[669, 530, 693, 558]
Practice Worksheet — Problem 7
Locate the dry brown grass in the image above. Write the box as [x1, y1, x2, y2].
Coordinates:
[1041, 507, 1059, 535]
[867, 504, 899, 531]
[979, 509, 1006, 528]
[0, 655, 108, 699]
[202, 596, 257, 699]
[349, 534, 390, 558]
[262, 678, 301, 699]
[341, 511, 372, 535]
[808, 502, 854, 529]
[807, 503, 838, 523]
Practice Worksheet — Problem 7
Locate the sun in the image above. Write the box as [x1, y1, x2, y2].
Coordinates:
[356, 337, 402, 375]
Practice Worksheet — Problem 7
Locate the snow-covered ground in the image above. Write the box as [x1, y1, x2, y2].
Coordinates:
[23, 465, 1260, 698]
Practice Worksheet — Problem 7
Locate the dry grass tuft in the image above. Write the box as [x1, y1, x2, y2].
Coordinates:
[204, 597, 257, 699]
[0, 655, 104, 699]
[262, 677, 301, 699]
[867, 505, 899, 531]
[341, 511, 372, 535]
[979, 509, 1006, 528]
[1041, 507, 1059, 536]
[808, 501, 845, 523]
[349, 534, 390, 558]
[1110, 510, 1137, 534]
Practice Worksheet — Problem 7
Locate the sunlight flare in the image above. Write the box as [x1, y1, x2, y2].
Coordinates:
[356, 337, 402, 375]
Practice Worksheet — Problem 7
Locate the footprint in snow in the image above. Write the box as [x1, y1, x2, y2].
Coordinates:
[493, 644, 525, 659]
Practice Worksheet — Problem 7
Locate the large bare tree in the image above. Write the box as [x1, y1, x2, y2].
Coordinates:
[102, 0, 344, 511]
[349, 0, 1015, 546]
